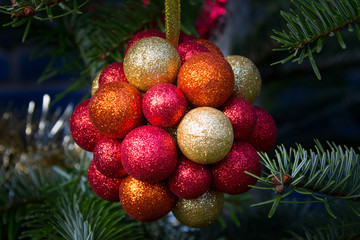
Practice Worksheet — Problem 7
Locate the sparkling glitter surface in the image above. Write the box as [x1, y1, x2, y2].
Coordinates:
[121, 125, 178, 183]
[89, 82, 143, 139]
[192, 39, 223, 56]
[123, 37, 181, 92]
[168, 155, 211, 199]
[91, 72, 101, 95]
[119, 176, 175, 222]
[124, 30, 166, 56]
[69, 99, 104, 152]
[177, 107, 234, 164]
[142, 83, 187, 127]
[225, 55, 262, 103]
[220, 96, 256, 140]
[176, 40, 210, 64]
[98, 62, 127, 86]
[211, 141, 261, 195]
[88, 160, 122, 202]
[165, 0, 180, 46]
[177, 52, 234, 107]
[93, 137, 127, 179]
[172, 190, 224, 228]
[247, 106, 277, 152]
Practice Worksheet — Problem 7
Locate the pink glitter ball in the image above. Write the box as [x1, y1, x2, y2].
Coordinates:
[142, 83, 187, 127]
[168, 155, 211, 199]
[247, 106, 277, 152]
[98, 62, 127, 86]
[69, 99, 104, 152]
[87, 160, 122, 202]
[93, 137, 127, 179]
[121, 125, 178, 183]
[125, 29, 166, 56]
[211, 141, 261, 195]
[177, 40, 210, 64]
[221, 96, 256, 140]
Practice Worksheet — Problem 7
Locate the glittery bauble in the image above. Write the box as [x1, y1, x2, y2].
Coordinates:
[88, 160, 122, 202]
[225, 55, 262, 103]
[70, 99, 104, 152]
[192, 39, 223, 56]
[125, 29, 166, 56]
[121, 125, 177, 183]
[142, 83, 187, 127]
[91, 72, 101, 95]
[247, 106, 277, 152]
[93, 137, 127, 179]
[98, 62, 127, 87]
[177, 107, 233, 164]
[177, 40, 210, 64]
[172, 190, 224, 228]
[168, 155, 211, 199]
[177, 52, 234, 107]
[89, 82, 143, 139]
[123, 37, 181, 92]
[119, 176, 175, 222]
[220, 96, 256, 140]
[211, 141, 261, 195]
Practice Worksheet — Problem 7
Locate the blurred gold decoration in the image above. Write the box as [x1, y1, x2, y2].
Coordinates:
[0, 94, 82, 179]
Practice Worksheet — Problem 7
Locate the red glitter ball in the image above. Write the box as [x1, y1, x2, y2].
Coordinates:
[69, 99, 104, 152]
[98, 62, 127, 87]
[125, 29, 166, 56]
[121, 125, 178, 183]
[87, 160, 122, 202]
[89, 81, 143, 139]
[168, 155, 211, 199]
[221, 96, 256, 140]
[142, 83, 187, 127]
[93, 137, 127, 178]
[211, 141, 261, 195]
[119, 176, 175, 222]
[177, 40, 210, 64]
[192, 39, 223, 56]
[247, 106, 277, 152]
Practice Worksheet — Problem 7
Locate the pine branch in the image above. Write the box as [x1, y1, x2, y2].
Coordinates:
[285, 204, 360, 240]
[0, 0, 89, 42]
[250, 140, 360, 218]
[271, 0, 360, 79]
[31, 0, 204, 102]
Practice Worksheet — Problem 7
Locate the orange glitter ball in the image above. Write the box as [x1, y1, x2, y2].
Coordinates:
[192, 39, 223, 57]
[89, 81, 143, 139]
[119, 176, 175, 222]
[177, 52, 234, 107]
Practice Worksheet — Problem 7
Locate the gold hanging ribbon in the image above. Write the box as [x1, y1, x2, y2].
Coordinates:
[165, 0, 180, 47]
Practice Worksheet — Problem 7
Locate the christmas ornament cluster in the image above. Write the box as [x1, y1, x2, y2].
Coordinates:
[70, 29, 277, 228]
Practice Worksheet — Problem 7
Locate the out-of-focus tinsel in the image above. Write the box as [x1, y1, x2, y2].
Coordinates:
[0, 94, 80, 179]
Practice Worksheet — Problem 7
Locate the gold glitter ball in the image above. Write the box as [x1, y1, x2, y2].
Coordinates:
[172, 190, 224, 228]
[177, 107, 234, 164]
[91, 72, 101, 96]
[225, 55, 262, 103]
[123, 37, 181, 92]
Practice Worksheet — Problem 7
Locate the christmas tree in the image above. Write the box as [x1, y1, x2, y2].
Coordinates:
[1, 0, 360, 239]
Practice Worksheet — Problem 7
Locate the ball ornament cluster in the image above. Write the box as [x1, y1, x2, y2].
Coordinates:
[69, 29, 277, 228]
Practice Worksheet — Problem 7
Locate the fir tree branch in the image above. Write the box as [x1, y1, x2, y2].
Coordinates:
[0, 0, 89, 41]
[271, 0, 360, 79]
[251, 140, 360, 218]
